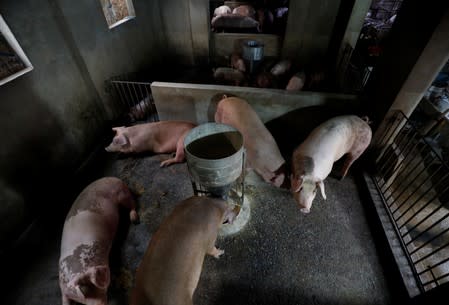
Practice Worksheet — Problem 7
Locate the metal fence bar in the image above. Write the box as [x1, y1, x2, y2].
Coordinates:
[385, 153, 440, 204]
[405, 210, 449, 245]
[371, 110, 449, 294]
[108, 79, 159, 122]
[396, 182, 449, 229]
[383, 141, 437, 201]
[410, 224, 449, 256]
[377, 126, 415, 182]
[375, 112, 404, 163]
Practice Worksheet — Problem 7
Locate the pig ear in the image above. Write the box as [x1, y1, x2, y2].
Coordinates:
[112, 126, 125, 134]
[89, 265, 110, 289]
[291, 175, 303, 193]
[317, 180, 326, 200]
[113, 134, 128, 146]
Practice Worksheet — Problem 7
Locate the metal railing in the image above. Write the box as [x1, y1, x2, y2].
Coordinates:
[373, 110, 449, 293]
[107, 79, 159, 123]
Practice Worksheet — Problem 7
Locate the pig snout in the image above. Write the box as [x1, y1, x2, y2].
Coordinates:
[291, 177, 325, 214]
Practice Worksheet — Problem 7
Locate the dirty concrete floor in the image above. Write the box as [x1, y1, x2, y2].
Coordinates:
[4, 151, 403, 305]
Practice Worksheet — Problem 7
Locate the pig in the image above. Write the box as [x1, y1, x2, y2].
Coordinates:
[129, 196, 236, 305]
[270, 59, 292, 76]
[211, 14, 260, 31]
[214, 95, 286, 187]
[213, 67, 246, 86]
[255, 71, 276, 88]
[104, 121, 196, 167]
[230, 53, 246, 73]
[213, 5, 231, 16]
[232, 5, 256, 19]
[286, 72, 306, 91]
[291, 115, 372, 213]
[128, 97, 152, 122]
[59, 177, 138, 305]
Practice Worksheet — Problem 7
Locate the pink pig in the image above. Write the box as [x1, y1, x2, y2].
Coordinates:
[105, 121, 196, 167]
[129, 196, 236, 305]
[291, 115, 372, 213]
[214, 96, 286, 187]
[59, 177, 138, 305]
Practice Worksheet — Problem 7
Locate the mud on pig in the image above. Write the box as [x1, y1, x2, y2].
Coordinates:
[129, 196, 236, 305]
[59, 177, 138, 305]
[291, 115, 372, 213]
[105, 120, 196, 167]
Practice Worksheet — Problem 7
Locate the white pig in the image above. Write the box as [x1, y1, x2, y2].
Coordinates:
[105, 121, 196, 167]
[59, 177, 138, 305]
[291, 115, 372, 213]
[214, 96, 286, 187]
[270, 59, 292, 76]
[286, 72, 306, 91]
[214, 5, 231, 16]
[129, 196, 236, 305]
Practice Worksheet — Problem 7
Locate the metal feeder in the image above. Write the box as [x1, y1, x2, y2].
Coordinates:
[184, 123, 245, 209]
[242, 40, 264, 74]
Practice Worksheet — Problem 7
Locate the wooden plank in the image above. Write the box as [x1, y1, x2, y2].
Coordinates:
[211, 33, 281, 58]
[151, 81, 358, 124]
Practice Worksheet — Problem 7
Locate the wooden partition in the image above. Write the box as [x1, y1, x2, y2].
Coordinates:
[151, 82, 358, 124]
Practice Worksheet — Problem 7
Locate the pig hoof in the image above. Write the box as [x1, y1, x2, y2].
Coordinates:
[130, 210, 139, 224]
[210, 247, 225, 258]
[300, 208, 310, 214]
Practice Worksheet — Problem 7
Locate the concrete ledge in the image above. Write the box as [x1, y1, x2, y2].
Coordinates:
[151, 81, 358, 124]
[362, 172, 422, 298]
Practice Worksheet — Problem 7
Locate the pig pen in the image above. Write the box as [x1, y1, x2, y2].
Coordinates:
[4, 83, 407, 305]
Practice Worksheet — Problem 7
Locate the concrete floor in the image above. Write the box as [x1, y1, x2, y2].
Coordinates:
[4, 149, 406, 305]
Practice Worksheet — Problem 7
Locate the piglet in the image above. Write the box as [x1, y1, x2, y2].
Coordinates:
[105, 121, 196, 167]
[291, 115, 372, 213]
[59, 177, 138, 305]
[213, 67, 246, 86]
[231, 53, 246, 73]
[270, 59, 292, 77]
[128, 97, 152, 122]
[286, 72, 306, 91]
[129, 196, 236, 305]
[214, 96, 286, 187]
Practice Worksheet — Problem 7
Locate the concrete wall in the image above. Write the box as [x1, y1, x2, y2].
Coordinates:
[0, 0, 163, 249]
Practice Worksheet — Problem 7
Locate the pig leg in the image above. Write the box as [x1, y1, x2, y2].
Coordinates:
[159, 135, 187, 167]
[117, 188, 139, 223]
[129, 286, 149, 305]
[85, 297, 107, 305]
[208, 246, 224, 258]
[61, 294, 72, 305]
[341, 151, 362, 179]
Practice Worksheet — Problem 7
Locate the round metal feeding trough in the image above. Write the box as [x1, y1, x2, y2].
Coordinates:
[184, 122, 249, 235]
[242, 40, 264, 74]
[184, 123, 244, 198]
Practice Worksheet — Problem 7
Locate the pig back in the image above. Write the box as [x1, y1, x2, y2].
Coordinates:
[135, 196, 227, 301]
[294, 116, 369, 177]
[215, 97, 285, 172]
[60, 177, 132, 259]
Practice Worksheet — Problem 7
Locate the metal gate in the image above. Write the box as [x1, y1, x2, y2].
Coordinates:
[371, 110, 449, 295]
[107, 78, 159, 123]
